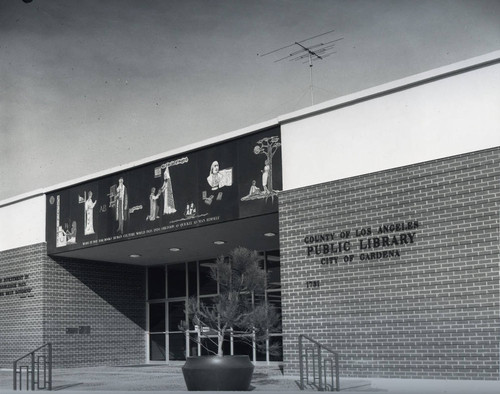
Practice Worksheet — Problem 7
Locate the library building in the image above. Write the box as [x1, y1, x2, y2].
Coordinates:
[1, 51, 499, 380]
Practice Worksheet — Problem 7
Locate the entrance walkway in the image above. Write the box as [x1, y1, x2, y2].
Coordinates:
[1, 364, 499, 393]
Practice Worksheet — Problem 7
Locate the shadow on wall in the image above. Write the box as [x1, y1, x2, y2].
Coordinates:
[48, 256, 146, 330]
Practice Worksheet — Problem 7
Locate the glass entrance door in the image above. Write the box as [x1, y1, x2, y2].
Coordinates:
[146, 251, 282, 362]
[168, 300, 187, 360]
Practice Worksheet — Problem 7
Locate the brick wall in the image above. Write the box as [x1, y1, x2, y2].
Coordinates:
[0, 243, 45, 368]
[279, 147, 500, 379]
[43, 255, 146, 367]
[0, 243, 146, 368]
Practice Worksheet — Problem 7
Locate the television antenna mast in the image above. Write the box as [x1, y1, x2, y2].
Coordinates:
[260, 29, 343, 106]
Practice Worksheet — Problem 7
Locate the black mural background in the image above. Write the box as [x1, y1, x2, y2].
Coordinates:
[46, 127, 282, 254]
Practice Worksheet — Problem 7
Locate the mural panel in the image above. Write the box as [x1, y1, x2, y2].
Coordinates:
[46, 127, 282, 254]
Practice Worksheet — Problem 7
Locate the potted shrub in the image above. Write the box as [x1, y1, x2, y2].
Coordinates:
[180, 247, 280, 391]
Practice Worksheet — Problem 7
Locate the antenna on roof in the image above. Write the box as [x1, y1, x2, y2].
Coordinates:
[260, 29, 343, 106]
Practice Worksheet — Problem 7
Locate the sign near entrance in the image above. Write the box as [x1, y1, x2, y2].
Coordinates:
[303, 220, 420, 265]
[46, 128, 282, 254]
[0, 274, 33, 299]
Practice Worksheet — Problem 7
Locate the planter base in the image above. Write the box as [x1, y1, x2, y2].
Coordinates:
[182, 355, 254, 391]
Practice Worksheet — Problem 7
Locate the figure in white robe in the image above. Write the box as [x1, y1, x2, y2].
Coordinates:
[161, 167, 176, 214]
[146, 187, 160, 221]
[262, 161, 270, 193]
[116, 178, 128, 234]
[84, 191, 97, 235]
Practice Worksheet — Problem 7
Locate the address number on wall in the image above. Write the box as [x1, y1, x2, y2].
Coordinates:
[306, 280, 320, 289]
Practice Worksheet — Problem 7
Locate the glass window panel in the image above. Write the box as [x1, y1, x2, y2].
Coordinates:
[257, 251, 265, 269]
[168, 301, 186, 332]
[267, 291, 282, 333]
[232, 293, 252, 333]
[254, 291, 266, 306]
[169, 333, 186, 361]
[188, 261, 198, 297]
[222, 336, 231, 356]
[267, 291, 282, 310]
[200, 337, 218, 356]
[167, 263, 186, 298]
[148, 266, 165, 300]
[233, 337, 253, 359]
[266, 251, 281, 290]
[199, 260, 217, 295]
[269, 336, 283, 361]
[149, 334, 166, 361]
[256, 340, 267, 361]
[189, 333, 199, 357]
[149, 303, 165, 332]
[195, 296, 216, 330]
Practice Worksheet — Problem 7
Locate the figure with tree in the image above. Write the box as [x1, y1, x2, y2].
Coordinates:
[253, 136, 281, 194]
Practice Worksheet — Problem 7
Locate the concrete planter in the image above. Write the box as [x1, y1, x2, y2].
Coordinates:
[182, 355, 254, 391]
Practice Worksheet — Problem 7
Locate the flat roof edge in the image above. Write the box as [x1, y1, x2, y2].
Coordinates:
[0, 190, 46, 208]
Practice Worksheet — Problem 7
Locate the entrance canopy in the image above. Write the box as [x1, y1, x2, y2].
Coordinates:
[52, 213, 279, 266]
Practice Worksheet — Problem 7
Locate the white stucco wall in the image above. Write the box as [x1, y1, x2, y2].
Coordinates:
[281, 54, 500, 191]
[0, 195, 46, 251]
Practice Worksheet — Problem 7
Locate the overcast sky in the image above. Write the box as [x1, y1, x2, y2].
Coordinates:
[1, 0, 499, 201]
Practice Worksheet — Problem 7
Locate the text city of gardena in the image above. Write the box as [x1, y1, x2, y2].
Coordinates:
[303, 221, 419, 265]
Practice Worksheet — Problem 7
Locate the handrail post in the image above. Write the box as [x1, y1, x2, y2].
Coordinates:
[317, 343, 323, 391]
[298, 335, 304, 389]
[305, 347, 310, 384]
[335, 353, 339, 391]
[13, 361, 17, 391]
[11, 342, 54, 391]
[297, 335, 340, 392]
[31, 351, 35, 390]
[311, 347, 315, 384]
[48, 342, 53, 391]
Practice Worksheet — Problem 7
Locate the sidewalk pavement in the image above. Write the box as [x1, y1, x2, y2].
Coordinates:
[1, 364, 500, 393]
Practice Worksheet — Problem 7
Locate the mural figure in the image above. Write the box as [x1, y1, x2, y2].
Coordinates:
[57, 226, 67, 247]
[66, 221, 77, 244]
[249, 180, 261, 195]
[84, 191, 97, 235]
[207, 161, 233, 190]
[261, 161, 270, 194]
[204, 161, 233, 205]
[253, 136, 280, 193]
[203, 191, 214, 205]
[55, 195, 67, 248]
[146, 187, 161, 221]
[241, 136, 281, 202]
[170, 199, 207, 224]
[207, 161, 222, 190]
[115, 177, 128, 234]
[184, 202, 197, 218]
[241, 180, 261, 201]
[161, 167, 176, 215]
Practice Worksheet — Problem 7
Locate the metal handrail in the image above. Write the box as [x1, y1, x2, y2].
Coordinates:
[13, 343, 52, 391]
[299, 334, 339, 391]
